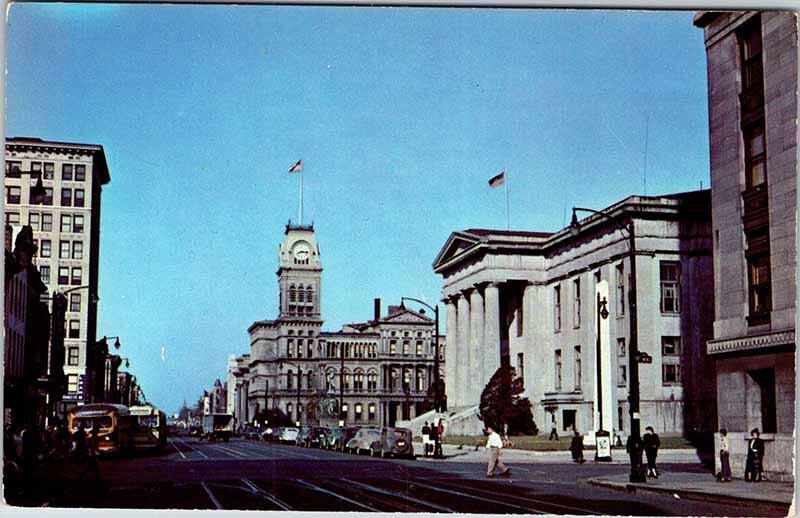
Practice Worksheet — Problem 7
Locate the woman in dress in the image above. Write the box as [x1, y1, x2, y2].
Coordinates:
[744, 428, 764, 482]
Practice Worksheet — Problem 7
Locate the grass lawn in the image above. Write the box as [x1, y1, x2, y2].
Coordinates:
[421, 434, 695, 451]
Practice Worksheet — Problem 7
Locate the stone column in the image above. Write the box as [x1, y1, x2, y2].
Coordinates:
[469, 287, 485, 405]
[522, 283, 536, 392]
[456, 291, 472, 408]
[444, 296, 459, 408]
[483, 282, 502, 387]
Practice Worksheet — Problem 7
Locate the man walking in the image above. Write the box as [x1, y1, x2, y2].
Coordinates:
[549, 417, 559, 441]
[421, 422, 431, 457]
[485, 425, 510, 478]
[643, 426, 660, 478]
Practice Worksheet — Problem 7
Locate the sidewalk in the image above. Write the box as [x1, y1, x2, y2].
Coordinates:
[588, 472, 794, 507]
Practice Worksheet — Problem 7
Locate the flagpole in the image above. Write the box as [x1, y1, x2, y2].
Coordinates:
[505, 170, 510, 230]
[299, 167, 304, 225]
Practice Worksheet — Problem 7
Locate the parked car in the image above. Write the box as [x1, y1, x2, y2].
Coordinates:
[296, 426, 312, 446]
[379, 427, 415, 459]
[260, 427, 280, 442]
[305, 427, 330, 448]
[279, 427, 299, 444]
[340, 426, 361, 452]
[346, 428, 383, 455]
[324, 426, 344, 450]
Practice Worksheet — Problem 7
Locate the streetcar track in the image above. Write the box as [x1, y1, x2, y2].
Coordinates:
[169, 438, 187, 460]
[175, 437, 209, 459]
[294, 479, 381, 512]
[343, 478, 455, 513]
[200, 481, 223, 509]
[241, 478, 292, 510]
[392, 477, 547, 514]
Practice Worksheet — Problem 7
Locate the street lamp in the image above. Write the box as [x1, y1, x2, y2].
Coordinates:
[570, 206, 646, 482]
[250, 373, 272, 422]
[278, 360, 302, 426]
[400, 296, 443, 458]
[595, 295, 612, 462]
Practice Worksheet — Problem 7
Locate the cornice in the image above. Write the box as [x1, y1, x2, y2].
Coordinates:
[707, 330, 795, 355]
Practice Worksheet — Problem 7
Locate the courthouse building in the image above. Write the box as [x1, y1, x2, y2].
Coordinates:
[4, 137, 110, 411]
[433, 191, 716, 438]
[228, 223, 444, 429]
[694, 11, 796, 480]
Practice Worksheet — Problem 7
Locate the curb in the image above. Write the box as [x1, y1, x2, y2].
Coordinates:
[587, 478, 792, 507]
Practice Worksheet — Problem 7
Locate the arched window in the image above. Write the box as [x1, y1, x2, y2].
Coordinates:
[297, 287, 305, 303]
[297, 339, 304, 358]
[307, 370, 315, 389]
[306, 340, 313, 358]
[289, 285, 297, 302]
[343, 369, 351, 390]
[287, 339, 294, 358]
[367, 370, 378, 391]
[354, 369, 364, 391]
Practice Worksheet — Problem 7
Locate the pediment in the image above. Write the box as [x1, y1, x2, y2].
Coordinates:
[382, 310, 433, 324]
[432, 231, 483, 271]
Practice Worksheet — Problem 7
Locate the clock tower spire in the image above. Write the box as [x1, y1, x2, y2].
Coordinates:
[277, 222, 322, 320]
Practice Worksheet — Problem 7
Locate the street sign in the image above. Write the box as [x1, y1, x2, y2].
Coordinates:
[635, 352, 653, 364]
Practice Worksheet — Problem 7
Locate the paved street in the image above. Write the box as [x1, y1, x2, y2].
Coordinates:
[8, 437, 790, 515]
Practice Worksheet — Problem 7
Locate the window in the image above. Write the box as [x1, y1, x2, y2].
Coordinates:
[71, 267, 82, 285]
[554, 350, 562, 391]
[416, 340, 423, 356]
[72, 241, 83, 260]
[28, 212, 40, 230]
[517, 352, 525, 387]
[368, 403, 376, 421]
[573, 279, 581, 327]
[296, 370, 303, 390]
[616, 263, 625, 314]
[42, 213, 53, 231]
[69, 320, 80, 339]
[297, 339, 303, 358]
[41, 240, 52, 258]
[747, 243, 771, 323]
[660, 262, 681, 313]
[617, 338, 626, 358]
[662, 364, 681, 384]
[73, 215, 84, 233]
[744, 124, 767, 189]
[403, 369, 411, 391]
[6, 186, 21, 204]
[62, 164, 73, 181]
[341, 403, 349, 419]
[307, 340, 313, 358]
[61, 188, 72, 206]
[75, 189, 85, 207]
[30, 162, 42, 176]
[402, 340, 410, 355]
[61, 214, 72, 233]
[618, 406, 624, 432]
[416, 368, 424, 392]
[287, 370, 294, 389]
[343, 370, 351, 390]
[70, 293, 81, 312]
[6, 212, 19, 225]
[748, 368, 776, 433]
[662, 336, 681, 356]
[618, 365, 627, 386]
[60, 241, 70, 259]
[307, 371, 314, 389]
[58, 267, 69, 285]
[75, 164, 86, 181]
[68, 347, 79, 366]
[40, 266, 50, 284]
[67, 374, 79, 393]
[739, 16, 763, 94]
[367, 371, 377, 391]
[43, 188, 53, 205]
[390, 368, 398, 390]
[43, 162, 54, 179]
[389, 340, 397, 355]
[6, 161, 21, 177]
[354, 370, 364, 391]
[286, 338, 294, 357]
[574, 346, 582, 390]
[554, 285, 562, 332]
[355, 403, 363, 421]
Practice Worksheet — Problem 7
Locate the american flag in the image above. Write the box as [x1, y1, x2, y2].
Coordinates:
[488, 172, 505, 188]
[288, 159, 303, 173]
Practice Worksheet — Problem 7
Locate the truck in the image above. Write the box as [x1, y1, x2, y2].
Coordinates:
[201, 413, 233, 442]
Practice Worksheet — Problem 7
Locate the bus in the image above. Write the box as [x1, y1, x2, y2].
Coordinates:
[67, 403, 136, 454]
[129, 405, 168, 450]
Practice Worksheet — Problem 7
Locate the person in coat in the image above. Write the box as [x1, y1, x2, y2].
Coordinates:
[569, 431, 585, 464]
[642, 426, 660, 478]
[744, 428, 765, 482]
[718, 428, 732, 482]
[421, 422, 431, 457]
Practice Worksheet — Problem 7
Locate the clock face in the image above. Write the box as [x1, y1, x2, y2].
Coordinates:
[293, 242, 311, 260]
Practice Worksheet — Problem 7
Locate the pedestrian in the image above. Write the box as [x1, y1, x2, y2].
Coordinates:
[718, 428, 732, 482]
[569, 431, 585, 464]
[434, 418, 445, 458]
[744, 428, 764, 482]
[549, 417, 559, 441]
[72, 423, 87, 457]
[643, 426, 660, 478]
[421, 422, 431, 457]
[485, 425, 510, 478]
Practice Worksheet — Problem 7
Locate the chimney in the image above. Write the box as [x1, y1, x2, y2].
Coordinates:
[374, 298, 381, 321]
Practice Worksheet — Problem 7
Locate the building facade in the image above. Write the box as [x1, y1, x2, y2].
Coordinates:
[4, 137, 111, 411]
[229, 223, 444, 429]
[694, 11, 797, 481]
[433, 192, 715, 438]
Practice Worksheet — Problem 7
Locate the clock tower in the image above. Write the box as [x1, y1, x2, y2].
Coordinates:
[277, 223, 322, 319]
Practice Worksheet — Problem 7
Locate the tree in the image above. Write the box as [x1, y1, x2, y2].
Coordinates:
[478, 365, 536, 435]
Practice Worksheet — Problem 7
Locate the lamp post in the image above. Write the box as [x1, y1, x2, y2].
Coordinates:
[279, 360, 302, 426]
[595, 295, 612, 462]
[570, 206, 646, 482]
[95, 335, 122, 403]
[400, 296, 442, 458]
[250, 373, 271, 424]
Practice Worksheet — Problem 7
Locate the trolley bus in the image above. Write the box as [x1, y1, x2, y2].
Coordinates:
[129, 405, 168, 450]
[67, 403, 136, 454]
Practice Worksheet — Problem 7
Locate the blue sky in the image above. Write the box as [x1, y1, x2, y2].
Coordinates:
[6, 5, 710, 414]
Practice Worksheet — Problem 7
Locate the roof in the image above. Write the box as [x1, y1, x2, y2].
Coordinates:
[464, 228, 553, 238]
[6, 136, 111, 185]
